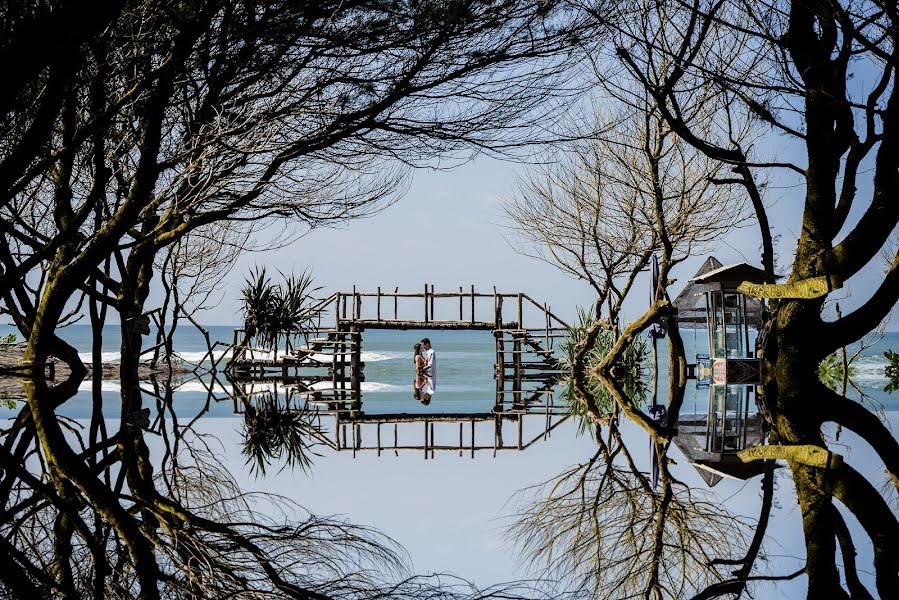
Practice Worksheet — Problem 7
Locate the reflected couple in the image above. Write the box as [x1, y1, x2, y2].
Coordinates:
[412, 338, 436, 405]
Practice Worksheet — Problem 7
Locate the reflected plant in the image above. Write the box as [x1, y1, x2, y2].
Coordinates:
[242, 267, 321, 350]
[242, 394, 323, 475]
[559, 308, 648, 435]
[0, 394, 17, 410]
[818, 352, 854, 391]
[884, 350, 899, 394]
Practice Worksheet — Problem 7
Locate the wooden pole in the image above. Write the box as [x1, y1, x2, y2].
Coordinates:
[471, 284, 475, 324]
[493, 417, 498, 455]
[518, 293, 523, 329]
[496, 335, 505, 386]
[377, 287, 381, 322]
[394, 286, 398, 320]
[349, 327, 360, 399]
[430, 283, 435, 321]
[544, 303, 550, 350]
[334, 412, 340, 446]
[470, 419, 475, 458]
[430, 421, 435, 459]
[377, 422, 381, 456]
[545, 404, 551, 439]
[424, 283, 429, 324]
[459, 286, 463, 321]
[513, 335, 522, 407]
[424, 420, 428, 460]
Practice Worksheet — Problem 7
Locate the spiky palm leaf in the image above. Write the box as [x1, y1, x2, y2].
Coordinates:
[242, 395, 323, 476]
[559, 307, 648, 437]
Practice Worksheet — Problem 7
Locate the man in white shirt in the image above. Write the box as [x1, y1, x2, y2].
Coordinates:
[421, 337, 436, 392]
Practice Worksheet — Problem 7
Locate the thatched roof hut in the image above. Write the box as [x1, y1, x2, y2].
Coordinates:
[672, 257, 768, 329]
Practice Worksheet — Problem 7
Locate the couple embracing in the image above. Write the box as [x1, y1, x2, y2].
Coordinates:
[413, 338, 436, 404]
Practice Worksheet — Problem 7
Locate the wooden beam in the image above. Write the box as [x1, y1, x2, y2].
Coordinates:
[336, 319, 517, 330]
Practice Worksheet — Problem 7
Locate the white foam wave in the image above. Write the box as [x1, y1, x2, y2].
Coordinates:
[77, 349, 233, 365]
[294, 350, 406, 363]
[77, 352, 122, 364]
[361, 351, 406, 362]
[360, 381, 404, 392]
[173, 350, 232, 363]
[170, 380, 233, 394]
[75, 380, 236, 394]
[306, 381, 402, 393]
[77, 381, 122, 392]
[851, 357, 887, 383]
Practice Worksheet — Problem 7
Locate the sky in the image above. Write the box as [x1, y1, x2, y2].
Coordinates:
[194, 150, 897, 330]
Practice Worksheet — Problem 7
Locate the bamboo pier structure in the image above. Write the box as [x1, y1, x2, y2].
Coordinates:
[225, 286, 570, 403]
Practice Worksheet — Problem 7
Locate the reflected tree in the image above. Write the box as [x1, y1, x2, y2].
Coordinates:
[511, 419, 762, 599]
[240, 391, 323, 476]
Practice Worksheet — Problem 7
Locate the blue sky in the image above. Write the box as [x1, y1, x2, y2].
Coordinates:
[196, 150, 896, 330]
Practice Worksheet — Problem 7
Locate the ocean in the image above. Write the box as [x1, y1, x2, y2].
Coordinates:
[0, 324, 509, 418]
[3, 323, 897, 416]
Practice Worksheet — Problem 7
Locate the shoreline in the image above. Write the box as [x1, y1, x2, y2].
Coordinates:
[0, 345, 194, 397]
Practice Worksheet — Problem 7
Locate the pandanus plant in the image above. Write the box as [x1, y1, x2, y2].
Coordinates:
[559, 307, 649, 436]
[241, 267, 320, 350]
[242, 394, 323, 475]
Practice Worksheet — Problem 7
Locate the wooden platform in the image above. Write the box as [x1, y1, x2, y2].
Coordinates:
[345, 319, 517, 330]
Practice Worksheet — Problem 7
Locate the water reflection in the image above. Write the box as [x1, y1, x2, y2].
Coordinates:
[2, 321, 894, 598]
[509, 417, 763, 599]
[227, 376, 567, 461]
[5, 372, 443, 599]
[673, 385, 771, 487]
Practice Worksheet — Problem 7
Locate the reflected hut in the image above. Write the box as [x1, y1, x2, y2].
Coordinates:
[672, 385, 769, 487]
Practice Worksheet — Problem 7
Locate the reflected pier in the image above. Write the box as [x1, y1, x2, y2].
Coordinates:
[224, 288, 572, 460]
[230, 378, 570, 459]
